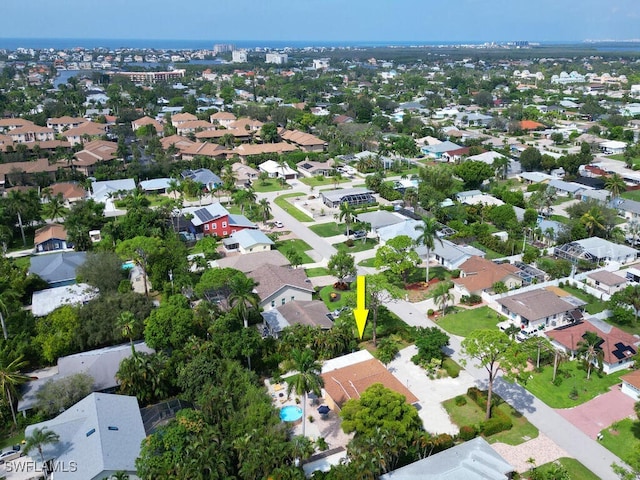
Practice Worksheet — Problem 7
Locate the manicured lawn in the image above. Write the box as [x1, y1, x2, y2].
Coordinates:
[275, 239, 314, 265]
[622, 189, 640, 202]
[436, 306, 502, 337]
[442, 394, 539, 446]
[305, 267, 330, 277]
[309, 222, 345, 237]
[319, 284, 355, 310]
[0, 430, 24, 450]
[342, 305, 413, 345]
[560, 285, 606, 315]
[253, 180, 289, 193]
[274, 193, 314, 222]
[535, 458, 600, 480]
[358, 257, 377, 267]
[11, 256, 31, 269]
[524, 361, 628, 408]
[332, 238, 377, 253]
[299, 176, 349, 187]
[549, 214, 570, 224]
[600, 418, 640, 466]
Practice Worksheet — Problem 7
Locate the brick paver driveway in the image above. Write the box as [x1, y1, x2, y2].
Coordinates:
[556, 386, 635, 439]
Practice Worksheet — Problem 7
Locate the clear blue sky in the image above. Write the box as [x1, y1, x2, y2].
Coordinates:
[3, 0, 640, 43]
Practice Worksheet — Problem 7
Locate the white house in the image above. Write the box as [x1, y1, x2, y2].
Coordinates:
[258, 159, 298, 179]
[248, 264, 314, 310]
[223, 229, 274, 254]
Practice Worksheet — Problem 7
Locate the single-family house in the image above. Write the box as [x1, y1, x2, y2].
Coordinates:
[280, 129, 327, 152]
[91, 178, 137, 204]
[616, 199, 640, 222]
[600, 140, 626, 154]
[231, 162, 259, 187]
[24, 393, 146, 479]
[139, 177, 172, 194]
[554, 237, 638, 265]
[519, 171, 554, 184]
[422, 239, 486, 270]
[586, 270, 628, 295]
[248, 264, 314, 311]
[131, 115, 163, 133]
[214, 250, 290, 273]
[548, 179, 588, 197]
[321, 187, 375, 208]
[47, 182, 87, 205]
[376, 219, 422, 244]
[297, 159, 335, 177]
[223, 229, 274, 254]
[181, 168, 222, 191]
[180, 141, 228, 160]
[580, 188, 611, 204]
[31, 283, 99, 317]
[182, 202, 257, 238]
[29, 251, 87, 287]
[546, 319, 638, 374]
[379, 437, 514, 480]
[355, 211, 406, 231]
[258, 159, 299, 179]
[496, 287, 585, 330]
[320, 350, 418, 412]
[34, 224, 71, 253]
[452, 256, 522, 296]
[519, 120, 545, 131]
[262, 300, 333, 338]
[74, 140, 119, 176]
[621, 370, 640, 401]
[420, 141, 463, 160]
[19, 342, 153, 412]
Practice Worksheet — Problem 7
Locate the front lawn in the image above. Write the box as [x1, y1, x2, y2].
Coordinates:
[358, 257, 377, 267]
[253, 180, 289, 193]
[622, 189, 640, 202]
[338, 305, 413, 345]
[524, 361, 628, 408]
[309, 222, 345, 237]
[319, 284, 355, 310]
[274, 193, 314, 222]
[534, 458, 600, 480]
[436, 306, 501, 337]
[0, 430, 25, 451]
[560, 284, 606, 315]
[299, 176, 349, 187]
[442, 394, 538, 446]
[332, 238, 377, 253]
[600, 418, 640, 467]
[305, 267, 330, 277]
[275, 239, 315, 265]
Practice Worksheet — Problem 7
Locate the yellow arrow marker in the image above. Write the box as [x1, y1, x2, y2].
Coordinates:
[353, 275, 369, 339]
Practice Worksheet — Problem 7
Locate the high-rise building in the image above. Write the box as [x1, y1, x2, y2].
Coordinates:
[265, 53, 288, 65]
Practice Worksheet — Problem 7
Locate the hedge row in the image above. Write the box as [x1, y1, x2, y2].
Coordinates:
[466, 387, 513, 436]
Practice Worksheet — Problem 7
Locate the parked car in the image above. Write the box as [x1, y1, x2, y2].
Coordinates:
[0, 449, 20, 464]
[274, 221, 284, 228]
[353, 230, 367, 239]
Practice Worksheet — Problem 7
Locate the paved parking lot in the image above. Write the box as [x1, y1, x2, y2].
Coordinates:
[556, 385, 635, 439]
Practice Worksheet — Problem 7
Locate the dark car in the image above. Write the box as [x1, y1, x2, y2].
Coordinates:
[353, 230, 367, 239]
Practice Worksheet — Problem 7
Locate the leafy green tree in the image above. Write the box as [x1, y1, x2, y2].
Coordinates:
[365, 274, 400, 347]
[285, 349, 324, 438]
[376, 337, 401, 366]
[36, 305, 80, 363]
[374, 235, 420, 284]
[461, 329, 524, 419]
[327, 251, 356, 287]
[454, 160, 494, 189]
[413, 327, 449, 365]
[24, 427, 60, 472]
[64, 199, 105, 251]
[115, 236, 164, 297]
[35, 373, 94, 416]
[116, 351, 171, 405]
[195, 267, 245, 299]
[519, 147, 542, 172]
[341, 383, 423, 445]
[144, 295, 198, 351]
[415, 216, 442, 283]
[261, 122, 280, 143]
[76, 251, 126, 292]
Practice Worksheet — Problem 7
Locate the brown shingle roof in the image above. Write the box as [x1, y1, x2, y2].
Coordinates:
[280, 129, 326, 146]
[321, 358, 419, 409]
[587, 270, 627, 287]
[233, 142, 298, 157]
[546, 321, 638, 365]
[275, 300, 333, 330]
[48, 182, 86, 200]
[248, 264, 313, 300]
[210, 111, 236, 121]
[34, 224, 67, 245]
[0, 158, 59, 177]
[161, 134, 195, 151]
[621, 370, 640, 389]
[452, 256, 520, 293]
[62, 122, 106, 138]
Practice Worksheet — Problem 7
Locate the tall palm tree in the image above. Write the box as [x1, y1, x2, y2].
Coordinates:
[0, 355, 29, 426]
[228, 276, 260, 369]
[492, 155, 509, 180]
[24, 427, 60, 477]
[0, 290, 19, 340]
[605, 173, 626, 200]
[577, 331, 603, 380]
[5, 190, 27, 246]
[338, 201, 355, 239]
[433, 283, 453, 317]
[167, 178, 182, 200]
[42, 193, 67, 222]
[581, 207, 605, 237]
[285, 349, 324, 438]
[415, 216, 442, 284]
[117, 311, 139, 355]
[257, 198, 272, 225]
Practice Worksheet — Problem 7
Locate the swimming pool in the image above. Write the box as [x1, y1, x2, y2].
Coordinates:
[122, 261, 135, 270]
[280, 405, 303, 422]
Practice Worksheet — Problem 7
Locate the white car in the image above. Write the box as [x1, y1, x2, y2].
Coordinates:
[274, 221, 284, 228]
[0, 450, 20, 464]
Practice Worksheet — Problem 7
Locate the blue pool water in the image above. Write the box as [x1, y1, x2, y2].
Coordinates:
[280, 405, 303, 422]
[122, 261, 135, 270]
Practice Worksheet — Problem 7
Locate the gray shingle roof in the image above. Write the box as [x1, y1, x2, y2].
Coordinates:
[262, 300, 332, 334]
[248, 264, 313, 300]
[29, 251, 87, 285]
[230, 229, 274, 249]
[496, 288, 576, 322]
[25, 393, 146, 479]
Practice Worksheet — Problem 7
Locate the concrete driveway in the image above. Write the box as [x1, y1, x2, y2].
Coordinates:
[556, 385, 636, 439]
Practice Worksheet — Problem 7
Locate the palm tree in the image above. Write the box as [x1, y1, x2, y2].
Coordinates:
[415, 216, 442, 284]
[257, 199, 272, 225]
[552, 349, 569, 383]
[577, 331, 603, 380]
[332, 172, 342, 189]
[581, 207, 605, 237]
[167, 178, 182, 200]
[117, 311, 139, 354]
[338, 201, 355, 239]
[628, 220, 640, 247]
[221, 164, 237, 193]
[110, 472, 130, 480]
[285, 349, 324, 438]
[0, 355, 30, 426]
[228, 276, 260, 369]
[42, 193, 67, 222]
[5, 190, 27, 246]
[433, 283, 453, 317]
[0, 290, 19, 340]
[605, 173, 626, 200]
[492, 155, 509, 180]
[24, 427, 60, 476]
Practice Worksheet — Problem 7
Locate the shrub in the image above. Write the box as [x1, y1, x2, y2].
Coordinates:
[480, 416, 513, 436]
[458, 425, 478, 441]
[430, 433, 454, 453]
[344, 239, 354, 247]
[443, 358, 461, 378]
[427, 309, 434, 316]
[454, 395, 467, 406]
[451, 269, 461, 278]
